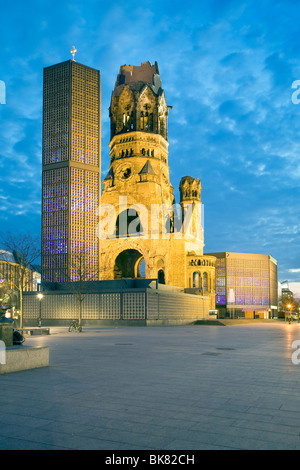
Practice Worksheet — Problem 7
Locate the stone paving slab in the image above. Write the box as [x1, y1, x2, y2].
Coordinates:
[0, 323, 300, 450]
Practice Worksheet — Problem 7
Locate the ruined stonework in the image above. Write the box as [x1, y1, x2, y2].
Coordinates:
[99, 61, 215, 308]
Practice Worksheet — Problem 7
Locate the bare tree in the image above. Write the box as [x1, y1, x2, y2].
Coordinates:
[1, 232, 41, 328]
[0, 279, 13, 313]
[67, 250, 99, 330]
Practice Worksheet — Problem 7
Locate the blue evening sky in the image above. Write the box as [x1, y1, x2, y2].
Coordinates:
[0, 0, 300, 294]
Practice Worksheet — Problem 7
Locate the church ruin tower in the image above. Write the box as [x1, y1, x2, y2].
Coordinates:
[109, 61, 169, 141]
[99, 61, 215, 306]
[103, 61, 173, 208]
[179, 176, 201, 204]
[179, 176, 204, 245]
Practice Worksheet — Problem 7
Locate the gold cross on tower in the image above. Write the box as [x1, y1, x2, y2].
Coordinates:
[70, 46, 77, 61]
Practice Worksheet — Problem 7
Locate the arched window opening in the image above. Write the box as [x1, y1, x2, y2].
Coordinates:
[193, 272, 201, 289]
[158, 269, 165, 284]
[122, 106, 133, 132]
[140, 108, 153, 131]
[116, 209, 143, 238]
[203, 272, 208, 292]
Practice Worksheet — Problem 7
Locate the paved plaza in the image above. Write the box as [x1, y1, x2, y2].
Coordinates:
[1, 322, 300, 450]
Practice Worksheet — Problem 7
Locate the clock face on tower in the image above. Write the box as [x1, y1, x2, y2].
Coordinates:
[116, 163, 133, 181]
[122, 167, 131, 179]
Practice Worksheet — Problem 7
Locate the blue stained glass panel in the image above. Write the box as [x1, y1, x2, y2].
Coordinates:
[216, 295, 226, 305]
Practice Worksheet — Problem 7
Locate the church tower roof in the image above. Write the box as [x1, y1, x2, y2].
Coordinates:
[139, 160, 156, 175]
[112, 61, 162, 97]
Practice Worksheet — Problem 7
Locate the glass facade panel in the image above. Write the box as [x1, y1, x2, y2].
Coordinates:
[215, 258, 226, 304]
[213, 253, 277, 311]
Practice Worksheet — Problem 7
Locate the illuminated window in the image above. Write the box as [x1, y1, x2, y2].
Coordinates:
[203, 272, 208, 292]
[193, 272, 200, 288]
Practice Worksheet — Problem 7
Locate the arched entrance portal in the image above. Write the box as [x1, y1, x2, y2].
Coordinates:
[114, 249, 145, 279]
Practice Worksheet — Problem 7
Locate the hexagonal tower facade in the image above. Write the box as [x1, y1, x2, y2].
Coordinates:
[103, 61, 173, 210]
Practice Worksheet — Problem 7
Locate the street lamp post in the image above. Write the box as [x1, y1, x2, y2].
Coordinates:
[37, 293, 43, 327]
[287, 304, 292, 324]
